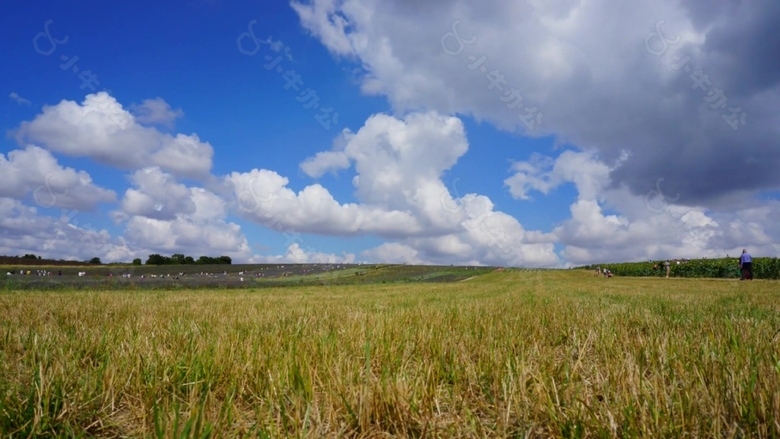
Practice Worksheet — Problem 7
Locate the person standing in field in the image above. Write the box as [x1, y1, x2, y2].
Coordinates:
[739, 249, 753, 280]
[664, 260, 671, 278]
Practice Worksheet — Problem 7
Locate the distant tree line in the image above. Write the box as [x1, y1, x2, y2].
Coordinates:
[144, 253, 232, 266]
[22, 253, 101, 264]
[2, 253, 232, 266]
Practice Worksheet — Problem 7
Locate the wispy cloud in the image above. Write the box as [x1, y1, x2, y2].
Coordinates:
[129, 97, 184, 127]
[262, 36, 293, 60]
[9, 92, 31, 106]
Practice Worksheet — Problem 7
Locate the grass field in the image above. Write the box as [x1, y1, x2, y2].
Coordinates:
[1, 270, 778, 437]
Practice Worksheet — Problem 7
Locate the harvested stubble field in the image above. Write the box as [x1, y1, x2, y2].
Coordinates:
[0, 270, 779, 438]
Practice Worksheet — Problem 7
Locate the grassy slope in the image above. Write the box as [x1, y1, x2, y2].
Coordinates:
[0, 270, 778, 437]
[0, 264, 496, 290]
[253, 265, 497, 286]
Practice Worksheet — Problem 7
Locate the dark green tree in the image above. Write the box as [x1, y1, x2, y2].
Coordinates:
[146, 254, 170, 265]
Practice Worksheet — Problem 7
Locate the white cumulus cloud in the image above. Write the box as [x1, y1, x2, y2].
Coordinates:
[14, 92, 213, 179]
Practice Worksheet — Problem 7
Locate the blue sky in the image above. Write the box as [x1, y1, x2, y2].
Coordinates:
[2, 0, 778, 266]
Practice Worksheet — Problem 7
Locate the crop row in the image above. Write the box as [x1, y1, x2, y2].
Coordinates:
[580, 257, 780, 279]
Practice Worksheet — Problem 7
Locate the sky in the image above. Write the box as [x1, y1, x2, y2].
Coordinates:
[1, 0, 779, 267]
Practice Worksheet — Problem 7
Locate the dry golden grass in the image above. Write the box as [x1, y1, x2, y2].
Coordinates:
[1, 270, 779, 438]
